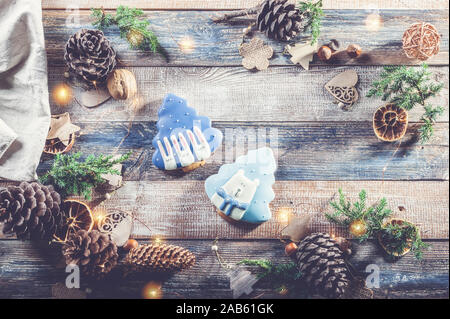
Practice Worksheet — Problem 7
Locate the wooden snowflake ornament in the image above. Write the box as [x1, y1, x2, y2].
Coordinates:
[239, 38, 273, 71]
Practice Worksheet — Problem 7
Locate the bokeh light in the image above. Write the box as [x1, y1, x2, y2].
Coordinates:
[277, 207, 293, 224]
[142, 281, 163, 299]
[365, 13, 383, 32]
[52, 83, 73, 106]
[178, 36, 195, 54]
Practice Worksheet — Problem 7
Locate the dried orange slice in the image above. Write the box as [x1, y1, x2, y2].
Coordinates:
[373, 103, 408, 142]
[43, 135, 76, 155]
[57, 199, 94, 242]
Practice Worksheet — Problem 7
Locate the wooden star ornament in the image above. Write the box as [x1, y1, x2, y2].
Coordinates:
[239, 38, 273, 71]
[44, 113, 80, 154]
[47, 113, 80, 146]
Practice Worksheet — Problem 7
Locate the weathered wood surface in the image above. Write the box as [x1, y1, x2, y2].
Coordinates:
[48, 66, 450, 123]
[0, 239, 447, 299]
[43, 10, 449, 67]
[1, 180, 447, 240]
[36, 121, 449, 181]
[42, 0, 450, 10]
[2, 180, 448, 240]
[1, 1, 447, 299]
[76, 180, 450, 239]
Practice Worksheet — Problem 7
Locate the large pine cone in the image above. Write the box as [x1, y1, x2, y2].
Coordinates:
[64, 29, 117, 84]
[0, 182, 64, 241]
[62, 230, 118, 277]
[256, 0, 306, 41]
[125, 244, 195, 272]
[295, 233, 351, 298]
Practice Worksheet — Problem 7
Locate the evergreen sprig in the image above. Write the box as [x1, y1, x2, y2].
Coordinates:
[40, 152, 130, 200]
[238, 259, 304, 295]
[91, 6, 168, 60]
[298, 0, 324, 44]
[326, 189, 392, 242]
[326, 189, 429, 259]
[367, 64, 445, 143]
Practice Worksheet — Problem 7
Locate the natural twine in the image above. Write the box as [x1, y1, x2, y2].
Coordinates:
[402, 22, 440, 61]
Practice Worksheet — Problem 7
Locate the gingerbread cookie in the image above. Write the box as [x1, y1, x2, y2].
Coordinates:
[205, 147, 276, 223]
[152, 94, 223, 172]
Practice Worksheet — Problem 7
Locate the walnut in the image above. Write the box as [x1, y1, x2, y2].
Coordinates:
[107, 69, 137, 100]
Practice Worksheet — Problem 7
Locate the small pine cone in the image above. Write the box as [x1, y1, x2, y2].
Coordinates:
[64, 29, 117, 84]
[295, 233, 351, 298]
[125, 244, 195, 272]
[256, 0, 306, 41]
[0, 182, 64, 242]
[62, 230, 118, 277]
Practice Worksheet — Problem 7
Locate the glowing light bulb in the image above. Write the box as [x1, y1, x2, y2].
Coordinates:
[277, 207, 292, 224]
[178, 36, 195, 54]
[142, 282, 162, 299]
[52, 83, 73, 106]
[94, 206, 108, 224]
[365, 13, 383, 32]
[153, 237, 163, 245]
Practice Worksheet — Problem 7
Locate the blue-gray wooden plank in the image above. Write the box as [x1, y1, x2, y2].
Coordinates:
[0, 239, 447, 298]
[37, 121, 449, 181]
[43, 9, 449, 66]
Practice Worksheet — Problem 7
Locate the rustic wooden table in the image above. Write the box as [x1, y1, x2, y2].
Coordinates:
[0, 0, 448, 299]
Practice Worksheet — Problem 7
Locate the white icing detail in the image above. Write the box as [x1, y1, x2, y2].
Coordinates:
[171, 134, 195, 167]
[187, 127, 211, 161]
[211, 169, 259, 221]
[157, 138, 177, 170]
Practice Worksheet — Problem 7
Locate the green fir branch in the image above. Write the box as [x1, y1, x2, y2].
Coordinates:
[91, 6, 168, 60]
[40, 152, 131, 200]
[325, 189, 392, 242]
[298, 0, 324, 44]
[367, 64, 445, 143]
[238, 259, 305, 295]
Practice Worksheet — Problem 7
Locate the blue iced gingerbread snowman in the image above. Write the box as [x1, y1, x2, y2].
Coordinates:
[205, 147, 277, 223]
[152, 94, 223, 172]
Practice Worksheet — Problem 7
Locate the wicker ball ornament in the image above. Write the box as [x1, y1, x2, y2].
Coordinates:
[402, 22, 440, 61]
[373, 104, 408, 142]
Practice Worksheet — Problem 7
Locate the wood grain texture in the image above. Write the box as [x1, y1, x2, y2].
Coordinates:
[48, 180, 448, 239]
[43, 10, 449, 67]
[48, 66, 450, 123]
[35, 121, 449, 181]
[0, 239, 447, 299]
[42, 0, 450, 10]
[2, 180, 448, 239]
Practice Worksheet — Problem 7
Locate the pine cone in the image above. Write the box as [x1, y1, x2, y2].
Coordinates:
[64, 29, 117, 84]
[125, 244, 195, 272]
[62, 230, 118, 277]
[0, 182, 64, 241]
[295, 233, 351, 298]
[256, 0, 306, 41]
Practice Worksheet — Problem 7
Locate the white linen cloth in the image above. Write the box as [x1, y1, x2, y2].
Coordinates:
[0, 0, 50, 181]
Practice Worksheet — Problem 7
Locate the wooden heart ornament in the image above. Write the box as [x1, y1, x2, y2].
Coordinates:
[325, 70, 359, 109]
[98, 210, 133, 247]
